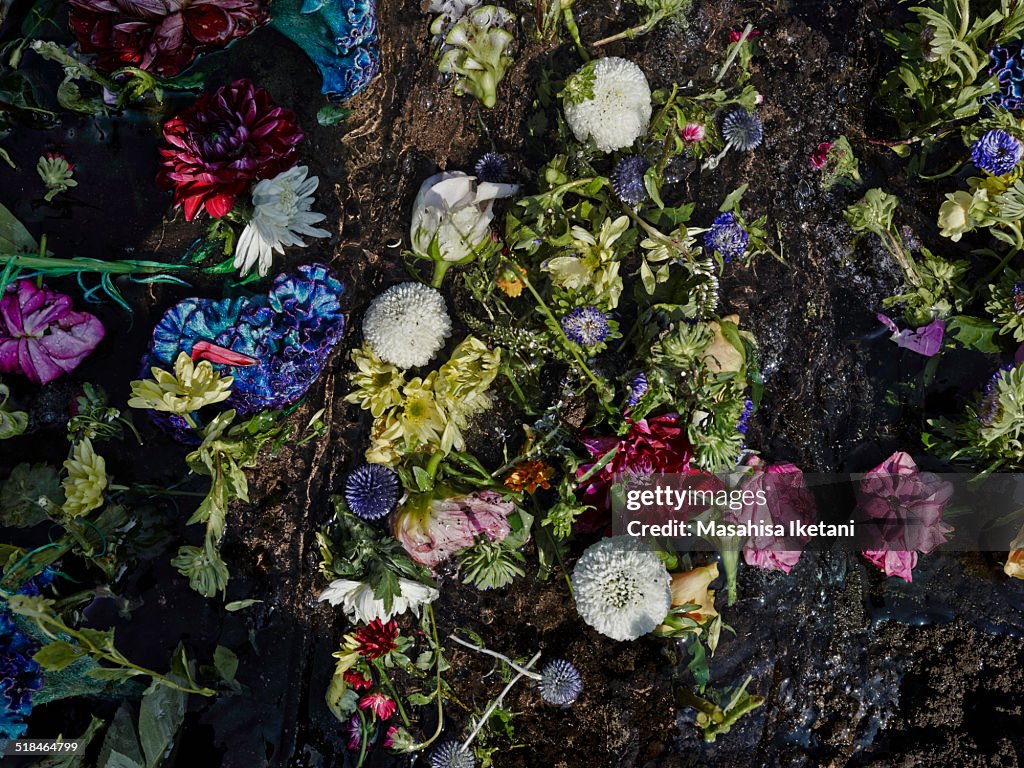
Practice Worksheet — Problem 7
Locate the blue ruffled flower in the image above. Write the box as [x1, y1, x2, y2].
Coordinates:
[610, 155, 651, 206]
[736, 397, 754, 434]
[142, 264, 346, 438]
[561, 306, 611, 347]
[704, 212, 749, 262]
[971, 129, 1024, 176]
[0, 570, 53, 745]
[990, 44, 1024, 112]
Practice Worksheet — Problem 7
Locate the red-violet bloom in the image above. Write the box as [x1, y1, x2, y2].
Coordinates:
[809, 141, 833, 171]
[877, 314, 945, 357]
[0, 280, 105, 385]
[576, 414, 693, 530]
[384, 725, 398, 748]
[68, 0, 269, 78]
[343, 669, 372, 691]
[726, 456, 818, 574]
[393, 489, 514, 570]
[857, 451, 954, 582]
[681, 122, 706, 142]
[358, 692, 397, 721]
[353, 619, 398, 660]
[728, 28, 761, 43]
[345, 714, 361, 750]
[157, 79, 303, 221]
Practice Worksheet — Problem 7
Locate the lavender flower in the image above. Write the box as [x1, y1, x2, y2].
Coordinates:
[625, 371, 648, 406]
[990, 44, 1024, 112]
[971, 129, 1023, 176]
[539, 659, 583, 706]
[345, 464, 401, 521]
[474, 152, 510, 183]
[610, 154, 651, 206]
[978, 367, 1011, 427]
[704, 212, 749, 262]
[430, 740, 476, 768]
[736, 397, 754, 434]
[560, 306, 611, 347]
[720, 108, 763, 151]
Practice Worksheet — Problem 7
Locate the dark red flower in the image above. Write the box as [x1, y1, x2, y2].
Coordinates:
[353, 619, 398, 660]
[728, 28, 762, 43]
[68, 0, 269, 78]
[343, 669, 372, 691]
[576, 413, 694, 531]
[156, 79, 303, 220]
[809, 141, 834, 171]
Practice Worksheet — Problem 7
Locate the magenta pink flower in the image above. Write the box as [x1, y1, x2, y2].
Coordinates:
[682, 122, 706, 142]
[809, 141, 833, 171]
[384, 725, 397, 748]
[857, 451, 954, 582]
[728, 28, 761, 43]
[358, 692, 397, 721]
[0, 280, 105, 385]
[577, 414, 693, 530]
[726, 456, 818, 574]
[878, 314, 945, 357]
[394, 489, 514, 570]
[345, 714, 361, 750]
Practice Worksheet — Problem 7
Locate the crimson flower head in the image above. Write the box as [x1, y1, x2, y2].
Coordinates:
[353, 619, 398, 660]
[358, 692, 397, 721]
[157, 79, 303, 220]
[68, 0, 269, 78]
[728, 28, 762, 43]
[343, 669, 372, 691]
[809, 141, 834, 171]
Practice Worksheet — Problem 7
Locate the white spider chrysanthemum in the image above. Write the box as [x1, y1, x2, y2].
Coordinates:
[563, 57, 652, 153]
[571, 535, 671, 641]
[234, 165, 330, 278]
[363, 282, 453, 368]
[319, 577, 439, 623]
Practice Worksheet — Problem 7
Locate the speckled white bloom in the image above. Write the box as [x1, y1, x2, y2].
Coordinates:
[563, 57, 652, 153]
[319, 577, 439, 623]
[234, 166, 330, 278]
[363, 282, 453, 368]
[571, 535, 671, 641]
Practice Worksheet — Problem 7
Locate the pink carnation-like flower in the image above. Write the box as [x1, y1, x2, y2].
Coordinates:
[68, 0, 269, 78]
[857, 451, 954, 582]
[157, 79, 303, 221]
[726, 456, 818, 574]
[0, 280, 105, 385]
[682, 122, 706, 142]
[576, 414, 693, 531]
[809, 141, 833, 171]
[394, 490, 514, 570]
[877, 314, 945, 357]
[358, 692, 397, 721]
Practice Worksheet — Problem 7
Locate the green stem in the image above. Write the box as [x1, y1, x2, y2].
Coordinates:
[355, 707, 369, 768]
[560, 0, 588, 61]
[403, 604, 445, 752]
[714, 23, 752, 84]
[980, 243, 1022, 287]
[377, 667, 411, 727]
[449, 634, 542, 680]
[591, 13, 663, 49]
[430, 260, 452, 289]
[426, 451, 445, 479]
[0, 253, 191, 275]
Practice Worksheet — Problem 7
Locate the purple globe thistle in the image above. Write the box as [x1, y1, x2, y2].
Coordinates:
[560, 306, 611, 347]
[430, 740, 476, 768]
[474, 152, 511, 183]
[990, 44, 1024, 112]
[610, 154, 651, 206]
[345, 464, 401, 521]
[971, 129, 1024, 176]
[704, 212, 749, 262]
[720, 108, 763, 151]
[736, 397, 754, 434]
[625, 371, 649, 407]
[539, 659, 583, 706]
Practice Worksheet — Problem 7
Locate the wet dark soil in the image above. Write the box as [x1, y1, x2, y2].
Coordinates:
[3, 0, 1024, 766]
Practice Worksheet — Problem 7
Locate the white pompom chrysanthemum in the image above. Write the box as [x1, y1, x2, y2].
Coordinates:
[563, 57, 652, 153]
[363, 282, 453, 369]
[571, 535, 671, 641]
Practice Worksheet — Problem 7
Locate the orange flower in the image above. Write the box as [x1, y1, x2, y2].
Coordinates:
[504, 459, 553, 494]
[496, 265, 526, 297]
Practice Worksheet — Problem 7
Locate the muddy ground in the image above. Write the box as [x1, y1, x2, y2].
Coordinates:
[2, 0, 1024, 766]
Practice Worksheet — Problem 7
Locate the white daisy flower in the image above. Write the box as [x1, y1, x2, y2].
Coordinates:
[563, 57, 652, 153]
[319, 577, 439, 623]
[234, 165, 330, 278]
[362, 282, 453, 369]
[571, 535, 671, 641]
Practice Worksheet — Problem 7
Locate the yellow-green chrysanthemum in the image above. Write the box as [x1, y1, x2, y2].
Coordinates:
[344, 344, 405, 418]
[61, 437, 107, 518]
[128, 351, 233, 414]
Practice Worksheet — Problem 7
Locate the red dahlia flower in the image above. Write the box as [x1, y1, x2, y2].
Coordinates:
[157, 79, 303, 220]
[353, 619, 398, 660]
[68, 0, 269, 78]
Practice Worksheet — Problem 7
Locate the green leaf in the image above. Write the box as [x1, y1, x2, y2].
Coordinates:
[1, 462, 62, 528]
[412, 466, 434, 492]
[224, 599, 263, 612]
[212, 645, 239, 684]
[86, 667, 146, 682]
[34, 640, 85, 671]
[97, 705, 144, 768]
[406, 691, 436, 706]
[0, 202, 38, 253]
[138, 682, 187, 768]
[719, 184, 748, 213]
[316, 104, 353, 126]
[947, 315, 1002, 353]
